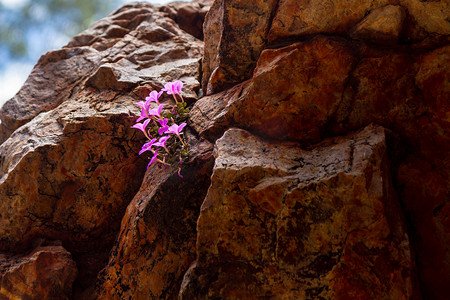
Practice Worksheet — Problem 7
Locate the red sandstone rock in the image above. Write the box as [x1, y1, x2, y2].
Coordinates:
[239, 36, 355, 143]
[95, 133, 214, 299]
[0, 244, 77, 300]
[189, 81, 250, 140]
[0, 2, 203, 295]
[193, 36, 356, 144]
[350, 5, 406, 45]
[0, 0, 448, 299]
[180, 125, 419, 299]
[0, 47, 101, 144]
[191, 40, 449, 298]
[268, 0, 391, 43]
[202, 0, 278, 94]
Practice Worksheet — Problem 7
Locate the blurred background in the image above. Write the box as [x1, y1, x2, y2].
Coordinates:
[0, 0, 187, 108]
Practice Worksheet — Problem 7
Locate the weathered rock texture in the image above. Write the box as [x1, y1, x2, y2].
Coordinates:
[96, 134, 214, 299]
[0, 244, 77, 300]
[194, 1, 449, 297]
[0, 0, 448, 299]
[0, 1, 205, 297]
[202, 0, 449, 94]
[180, 126, 418, 299]
[202, 0, 278, 94]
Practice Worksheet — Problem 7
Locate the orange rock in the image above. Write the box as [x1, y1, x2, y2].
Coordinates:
[202, 0, 278, 94]
[268, 0, 391, 43]
[0, 245, 77, 300]
[0, 2, 204, 295]
[350, 5, 406, 45]
[193, 36, 356, 144]
[180, 125, 420, 299]
[95, 135, 214, 299]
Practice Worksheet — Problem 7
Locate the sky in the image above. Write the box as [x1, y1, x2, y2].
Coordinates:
[0, 0, 188, 108]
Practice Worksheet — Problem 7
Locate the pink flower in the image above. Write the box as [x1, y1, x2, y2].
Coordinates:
[145, 90, 163, 105]
[136, 108, 148, 122]
[147, 151, 159, 169]
[132, 119, 151, 136]
[153, 135, 170, 149]
[166, 122, 186, 138]
[158, 118, 169, 135]
[148, 103, 165, 119]
[162, 80, 183, 95]
[139, 138, 157, 155]
[135, 101, 148, 111]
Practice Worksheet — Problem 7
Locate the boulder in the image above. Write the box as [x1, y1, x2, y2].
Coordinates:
[180, 125, 419, 299]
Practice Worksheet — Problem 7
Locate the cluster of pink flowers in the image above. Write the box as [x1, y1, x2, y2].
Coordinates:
[132, 80, 188, 177]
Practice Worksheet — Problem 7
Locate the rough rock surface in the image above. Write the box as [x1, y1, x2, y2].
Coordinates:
[96, 134, 214, 299]
[0, 1, 203, 296]
[0, 244, 77, 300]
[234, 36, 355, 144]
[201, 0, 278, 94]
[202, 0, 449, 94]
[162, 0, 213, 40]
[350, 5, 406, 45]
[0, 2, 203, 144]
[191, 35, 356, 143]
[193, 1, 449, 298]
[268, 0, 391, 42]
[180, 126, 418, 299]
[0, 0, 448, 299]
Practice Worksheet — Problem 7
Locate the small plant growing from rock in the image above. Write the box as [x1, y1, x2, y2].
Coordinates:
[132, 80, 189, 177]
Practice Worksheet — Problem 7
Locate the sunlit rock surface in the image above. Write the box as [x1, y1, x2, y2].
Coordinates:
[0, 1, 204, 296]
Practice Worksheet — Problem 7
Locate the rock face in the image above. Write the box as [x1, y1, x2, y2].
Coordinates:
[96, 134, 214, 299]
[0, 244, 77, 300]
[192, 0, 448, 298]
[0, 0, 448, 299]
[180, 126, 418, 299]
[202, 0, 278, 94]
[0, 1, 205, 297]
[202, 0, 449, 95]
[350, 5, 406, 45]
